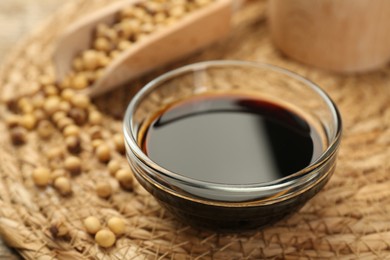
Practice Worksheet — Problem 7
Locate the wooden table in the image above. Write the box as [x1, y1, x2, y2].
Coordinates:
[0, 0, 64, 60]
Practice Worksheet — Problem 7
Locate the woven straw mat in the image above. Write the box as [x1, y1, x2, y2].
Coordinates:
[0, 0, 390, 259]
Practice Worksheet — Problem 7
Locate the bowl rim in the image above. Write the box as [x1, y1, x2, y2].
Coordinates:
[123, 60, 342, 201]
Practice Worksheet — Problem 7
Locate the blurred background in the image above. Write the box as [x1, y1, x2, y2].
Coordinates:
[0, 0, 63, 60]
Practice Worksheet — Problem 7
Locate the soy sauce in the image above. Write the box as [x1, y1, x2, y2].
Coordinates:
[141, 94, 323, 185]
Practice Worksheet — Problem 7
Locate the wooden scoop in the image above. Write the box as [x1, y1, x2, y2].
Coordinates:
[54, 0, 234, 97]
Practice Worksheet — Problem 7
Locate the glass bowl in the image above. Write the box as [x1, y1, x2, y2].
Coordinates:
[123, 60, 342, 232]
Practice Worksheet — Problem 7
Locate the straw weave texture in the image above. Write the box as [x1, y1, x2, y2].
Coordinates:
[0, 0, 390, 259]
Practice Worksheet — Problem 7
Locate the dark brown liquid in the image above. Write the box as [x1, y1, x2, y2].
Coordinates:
[141, 94, 323, 185]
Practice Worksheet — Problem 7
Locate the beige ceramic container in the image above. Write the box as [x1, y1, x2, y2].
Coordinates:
[268, 0, 390, 73]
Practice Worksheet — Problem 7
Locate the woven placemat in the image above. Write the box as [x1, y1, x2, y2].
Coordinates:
[1, 0, 390, 258]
